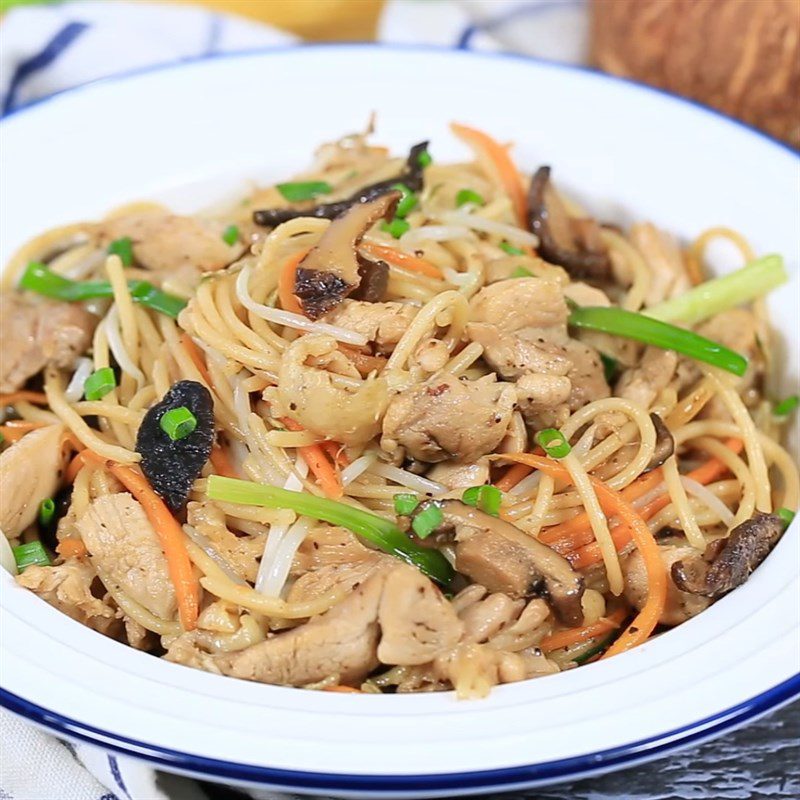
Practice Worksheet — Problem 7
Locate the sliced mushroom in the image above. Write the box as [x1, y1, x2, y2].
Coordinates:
[528, 166, 610, 279]
[294, 193, 399, 319]
[351, 253, 389, 303]
[412, 500, 585, 625]
[645, 412, 675, 472]
[671, 512, 784, 599]
[252, 141, 428, 226]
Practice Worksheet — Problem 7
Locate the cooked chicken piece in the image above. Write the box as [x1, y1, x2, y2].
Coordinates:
[77, 494, 177, 620]
[427, 458, 490, 490]
[632, 222, 690, 306]
[95, 212, 244, 273]
[672, 513, 784, 599]
[377, 565, 463, 665]
[187, 501, 263, 583]
[321, 300, 417, 354]
[0, 294, 95, 393]
[615, 347, 678, 411]
[623, 540, 711, 626]
[484, 256, 568, 285]
[381, 373, 515, 463]
[469, 277, 568, 333]
[287, 558, 384, 606]
[563, 339, 612, 410]
[177, 564, 462, 687]
[16, 559, 121, 637]
[0, 425, 69, 537]
[515, 372, 572, 429]
[459, 593, 525, 644]
[293, 525, 377, 573]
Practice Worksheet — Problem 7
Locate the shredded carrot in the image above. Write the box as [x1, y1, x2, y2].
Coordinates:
[338, 344, 387, 377]
[56, 539, 88, 559]
[0, 421, 46, 443]
[495, 463, 533, 493]
[540, 606, 628, 653]
[65, 451, 90, 483]
[277, 248, 311, 316]
[500, 453, 667, 655]
[180, 333, 212, 386]
[359, 241, 444, 280]
[322, 685, 362, 693]
[280, 418, 343, 499]
[319, 439, 349, 467]
[82, 451, 200, 630]
[209, 444, 238, 478]
[451, 122, 528, 228]
[0, 391, 48, 407]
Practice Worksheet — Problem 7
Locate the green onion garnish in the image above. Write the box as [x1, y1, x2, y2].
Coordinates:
[108, 236, 133, 267]
[412, 504, 443, 539]
[381, 218, 411, 239]
[38, 498, 56, 527]
[83, 367, 116, 401]
[568, 306, 748, 377]
[777, 507, 796, 529]
[206, 476, 452, 584]
[456, 188, 485, 207]
[646, 255, 787, 325]
[13, 541, 50, 571]
[19, 262, 187, 318]
[276, 181, 333, 202]
[500, 241, 524, 256]
[391, 183, 418, 219]
[393, 493, 420, 516]
[221, 224, 239, 246]
[461, 485, 502, 516]
[511, 266, 533, 278]
[774, 395, 799, 418]
[535, 428, 572, 459]
[160, 406, 198, 440]
[600, 353, 619, 383]
[417, 149, 433, 168]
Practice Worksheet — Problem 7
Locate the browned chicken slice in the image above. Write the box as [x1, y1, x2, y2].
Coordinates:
[615, 347, 679, 410]
[622, 539, 711, 626]
[16, 559, 121, 637]
[95, 212, 244, 273]
[321, 300, 417, 354]
[381, 373, 515, 463]
[0, 294, 95, 393]
[469, 277, 569, 333]
[76, 493, 177, 620]
[0, 425, 69, 537]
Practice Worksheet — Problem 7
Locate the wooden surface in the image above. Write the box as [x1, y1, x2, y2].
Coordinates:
[202, 700, 799, 799]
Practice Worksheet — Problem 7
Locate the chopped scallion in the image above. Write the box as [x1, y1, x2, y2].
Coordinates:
[391, 183, 418, 218]
[777, 507, 795, 529]
[221, 224, 239, 246]
[774, 395, 799, 418]
[381, 218, 411, 239]
[84, 367, 116, 401]
[276, 181, 333, 202]
[107, 236, 133, 267]
[456, 188, 485, 208]
[160, 406, 197, 440]
[600, 353, 619, 383]
[412, 503, 443, 539]
[417, 149, 433, 168]
[536, 428, 572, 459]
[461, 485, 501, 516]
[393, 493, 420, 516]
[511, 266, 533, 278]
[500, 241, 524, 256]
[13, 541, 50, 571]
[38, 498, 56, 527]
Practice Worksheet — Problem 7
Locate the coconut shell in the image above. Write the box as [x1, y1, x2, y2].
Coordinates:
[590, 0, 800, 149]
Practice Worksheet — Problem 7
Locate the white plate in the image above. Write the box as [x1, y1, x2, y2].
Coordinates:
[1, 45, 798, 798]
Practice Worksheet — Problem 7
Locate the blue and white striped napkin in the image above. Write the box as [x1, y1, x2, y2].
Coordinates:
[0, 1, 586, 798]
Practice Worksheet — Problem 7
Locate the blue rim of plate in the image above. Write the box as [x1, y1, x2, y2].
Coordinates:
[1, 43, 798, 792]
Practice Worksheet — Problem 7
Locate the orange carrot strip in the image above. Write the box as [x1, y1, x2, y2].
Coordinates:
[500, 453, 667, 654]
[338, 344, 387, 377]
[495, 463, 533, 493]
[0, 391, 48, 406]
[278, 249, 311, 316]
[83, 451, 200, 630]
[180, 333, 212, 386]
[451, 123, 528, 228]
[359, 242, 444, 280]
[281, 418, 343, 499]
[540, 606, 628, 653]
[65, 451, 90, 483]
[0, 421, 46, 443]
[319, 439, 349, 467]
[209, 444, 238, 479]
[56, 539, 88, 559]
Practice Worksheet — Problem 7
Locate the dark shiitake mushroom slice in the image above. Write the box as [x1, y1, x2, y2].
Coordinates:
[253, 141, 429, 227]
[135, 380, 214, 513]
[644, 412, 675, 472]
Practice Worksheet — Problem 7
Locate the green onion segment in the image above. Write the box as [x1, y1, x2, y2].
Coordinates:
[276, 181, 333, 202]
[774, 395, 799, 418]
[391, 183, 418, 218]
[412, 504, 443, 539]
[38, 498, 56, 527]
[381, 218, 411, 239]
[535, 428, 572, 459]
[222, 224, 239, 246]
[19, 262, 187, 318]
[600, 353, 619, 383]
[207, 476, 453, 584]
[568, 306, 748, 377]
[393, 493, 420, 516]
[160, 406, 198, 440]
[84, 367, 116, 401]
[646, 255, 787, 325]
[500, 241, 524, 256]
[461, 485, 501, 516]
[107, 236, 133, 267]
[417, 149, 433, 168]
[777, 507, 796, 529]
[511, 266, 533, 279]
[13, 541, 50, 571]
[456, 188, 485, 207]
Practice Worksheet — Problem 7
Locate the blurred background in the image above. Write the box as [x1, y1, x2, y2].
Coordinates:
[1, 0, 798, 148]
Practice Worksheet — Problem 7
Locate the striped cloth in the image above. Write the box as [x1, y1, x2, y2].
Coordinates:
[0, 1, 586, 798]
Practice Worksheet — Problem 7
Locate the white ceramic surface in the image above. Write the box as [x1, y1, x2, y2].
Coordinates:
[1, 45, 798, 798]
